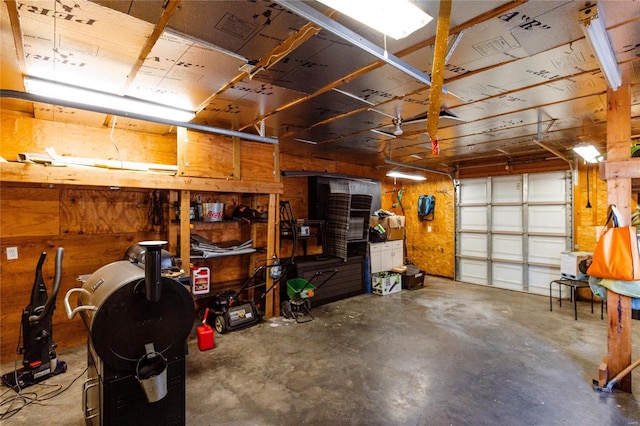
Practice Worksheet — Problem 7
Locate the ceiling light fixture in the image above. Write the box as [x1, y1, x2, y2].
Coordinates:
[386, 171, 426, 181]
[572, 144, 602, 163]
[23, 76, 196, 122]
[274, 0, 450, 93]
[317, 0, 433, 40]
[578, 3, 621, 91]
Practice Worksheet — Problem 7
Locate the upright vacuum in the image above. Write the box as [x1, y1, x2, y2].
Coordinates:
[1, 248, 67, 389]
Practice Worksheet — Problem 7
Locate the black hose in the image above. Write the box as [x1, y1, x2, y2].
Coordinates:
[29, 247, 63, 324]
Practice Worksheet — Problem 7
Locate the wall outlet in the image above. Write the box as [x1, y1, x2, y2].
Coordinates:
[6, 247, 18, 260]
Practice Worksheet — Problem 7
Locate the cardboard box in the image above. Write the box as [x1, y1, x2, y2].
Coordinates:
[370, 215, 405, 241]
[372, 272, 402, 295]
[560, 251, 592, 280]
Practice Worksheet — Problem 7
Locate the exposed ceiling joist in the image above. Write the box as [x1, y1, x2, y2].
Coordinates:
[273, 0, 442, 90]
[426, 0, 452, 152]
[121, 0, 183, 94]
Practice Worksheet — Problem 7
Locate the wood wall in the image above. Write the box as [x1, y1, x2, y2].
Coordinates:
[0, 184, 160, 365]
[0, 113, 380, 364]
[380, 175, 456, 278]
[0, 111, 619, 364]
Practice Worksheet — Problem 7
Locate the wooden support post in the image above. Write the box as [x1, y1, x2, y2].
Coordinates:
[233, 135, 241, 180]
[604, 70, 633, 392]
[180, 189, 191, 276]
[167, 190, 179, 255]
[265, 193, 279, 317]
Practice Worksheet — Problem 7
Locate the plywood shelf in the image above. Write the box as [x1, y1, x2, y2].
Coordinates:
[0, 161, 283, 194]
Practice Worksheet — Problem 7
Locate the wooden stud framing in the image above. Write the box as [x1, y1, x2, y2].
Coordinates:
[604, 71, 633, 392]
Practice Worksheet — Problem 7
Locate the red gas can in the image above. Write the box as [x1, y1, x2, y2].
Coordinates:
[197, 308, 214, 351]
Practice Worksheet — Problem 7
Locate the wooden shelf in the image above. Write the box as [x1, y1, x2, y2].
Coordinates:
[0, 161, 283, 194]
[190, 220, 240, 230]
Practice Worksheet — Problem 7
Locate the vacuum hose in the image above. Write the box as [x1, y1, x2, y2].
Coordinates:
[29, 247, 64, 324]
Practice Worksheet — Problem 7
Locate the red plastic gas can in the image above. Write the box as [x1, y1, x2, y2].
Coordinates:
[197, 308, 214, 351]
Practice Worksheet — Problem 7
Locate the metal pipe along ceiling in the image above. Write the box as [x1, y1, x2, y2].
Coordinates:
[0, 90, 279, 145]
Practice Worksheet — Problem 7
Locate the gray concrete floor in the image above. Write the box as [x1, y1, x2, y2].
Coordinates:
[2, 276, 639, 425]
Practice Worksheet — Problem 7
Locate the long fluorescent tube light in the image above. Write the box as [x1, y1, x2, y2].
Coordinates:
[573, 144, 602, 163]
[317, 0, 433, 40]
[23, 76, 196, 122]
[578, 3, 621, 91]
[386, 171, 426, 181]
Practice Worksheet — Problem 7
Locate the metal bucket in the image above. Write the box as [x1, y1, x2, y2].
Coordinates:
[136, 344, 168, 403]
[202, 203, 224, 221]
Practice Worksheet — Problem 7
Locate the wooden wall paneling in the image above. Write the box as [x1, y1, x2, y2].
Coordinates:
[240, 141, 277, 182]
[0, 231, 161, 364]
[456, 158, 569, 179]
[60, 188, 153, 234]
[0, 185, 60, 237]
[574, 162, 605, 252]
[182, 130, 234, 179]
[233, 136, 241, 180]
[0, 114, 177, 165]
[382, 175, 455, 278]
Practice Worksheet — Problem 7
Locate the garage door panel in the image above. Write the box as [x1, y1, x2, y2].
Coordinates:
[492, 234, 522, 261]
[492, 205, 523, 232]
[459, 207, 487, 231]
[492, 175, 522, 203]
[457, 172, 570, 295]
[492, 262, 524, 291]
[529, 265, 562, 296]
[459, 178, 488, 204]
[528, 205, 566, 234]
[458, 258, 488, 285]
[459, 233, 488, 257]
[528, 236, 566, 265]
[528, 171, 566, 203]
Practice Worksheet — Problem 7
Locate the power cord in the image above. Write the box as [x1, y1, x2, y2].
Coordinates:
[0, 319, 88, 420]
[0, 366, 88, 420]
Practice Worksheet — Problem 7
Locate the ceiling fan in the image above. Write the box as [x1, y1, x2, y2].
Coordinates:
[370, 109, 464, 138]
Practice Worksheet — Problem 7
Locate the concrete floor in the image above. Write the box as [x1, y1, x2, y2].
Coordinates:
[2, 276, 639, 425]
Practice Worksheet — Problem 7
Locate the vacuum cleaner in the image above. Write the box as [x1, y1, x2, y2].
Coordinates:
[1, 248, 67, 390]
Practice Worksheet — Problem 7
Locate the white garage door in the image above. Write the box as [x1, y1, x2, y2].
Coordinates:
[456, 171, 571, 296]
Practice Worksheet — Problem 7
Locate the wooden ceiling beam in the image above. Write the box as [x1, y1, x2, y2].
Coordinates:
[243, 0, 528, 131]
[201, 11, 335, 113]
[121, 0, 183, 94]
[5, 0, 27, 78]
[426, 0, 452, 153]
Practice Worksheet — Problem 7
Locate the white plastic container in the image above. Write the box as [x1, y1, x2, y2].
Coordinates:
[192, 266, 210, 294]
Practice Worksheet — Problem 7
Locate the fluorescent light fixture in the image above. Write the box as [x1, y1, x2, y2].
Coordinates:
[317, 0, 433, 40]
[573, 144, 602, 163]
[23, 76, 196, 122]
[579, 3, 621, 91]
[386, 171, 426, 181]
